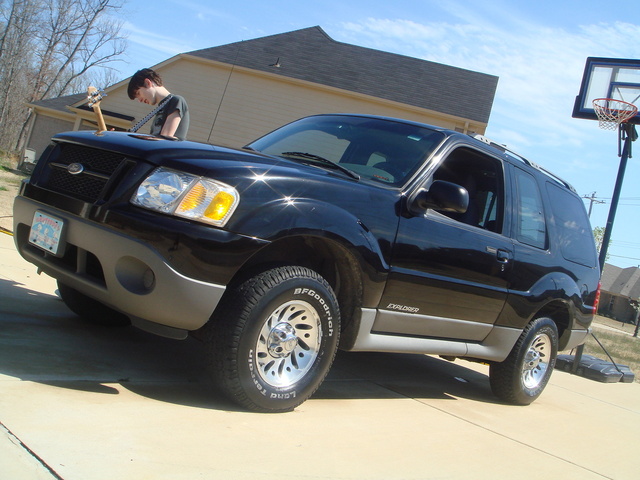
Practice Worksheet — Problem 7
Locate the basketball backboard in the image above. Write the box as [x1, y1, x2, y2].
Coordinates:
[572, 57, 640, 124]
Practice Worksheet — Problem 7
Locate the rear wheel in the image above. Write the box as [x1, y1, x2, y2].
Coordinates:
[206, 266, 340, 412]
[489, 317, 558, 405]
[57, 281, 130, 326]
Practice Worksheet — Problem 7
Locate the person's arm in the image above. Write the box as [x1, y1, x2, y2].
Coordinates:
[161, 110, 182, 137]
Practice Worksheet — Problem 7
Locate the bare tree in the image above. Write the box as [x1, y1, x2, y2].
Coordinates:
[0, 0, 127, 152]
[0, 0, 40, 150]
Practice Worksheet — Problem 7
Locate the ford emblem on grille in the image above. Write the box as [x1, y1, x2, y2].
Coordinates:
[67, 163, 84, 175]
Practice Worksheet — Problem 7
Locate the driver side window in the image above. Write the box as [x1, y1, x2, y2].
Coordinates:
[432, 148, 504, 233]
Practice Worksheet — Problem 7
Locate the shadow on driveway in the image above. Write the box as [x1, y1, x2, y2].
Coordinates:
[0, 277, 501, 411]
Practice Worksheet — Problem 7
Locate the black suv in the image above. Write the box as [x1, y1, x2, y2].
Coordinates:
[13, 114, 600, 412]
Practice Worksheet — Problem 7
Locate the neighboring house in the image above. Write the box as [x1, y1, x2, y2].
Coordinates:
[23, 93, 134, 161]
[23, 26, 498, 161]
[599, 263, 640, 323]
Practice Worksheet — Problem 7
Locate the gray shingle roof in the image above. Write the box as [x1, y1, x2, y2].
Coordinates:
[30, 93, 87, 110]
[187, 26, 498, 124]
[30, 93, 133, 120]
[601, 263, 640, 299]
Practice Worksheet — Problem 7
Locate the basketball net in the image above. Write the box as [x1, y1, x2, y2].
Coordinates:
[592, 98, 638, 131]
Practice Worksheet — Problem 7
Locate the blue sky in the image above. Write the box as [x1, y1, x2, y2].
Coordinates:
[114, 0, 640, 268]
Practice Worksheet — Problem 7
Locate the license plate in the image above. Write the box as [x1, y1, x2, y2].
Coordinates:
[29, 211, 65, 256]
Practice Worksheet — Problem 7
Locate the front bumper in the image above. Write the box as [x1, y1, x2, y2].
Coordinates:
[14, 196, 234, 333]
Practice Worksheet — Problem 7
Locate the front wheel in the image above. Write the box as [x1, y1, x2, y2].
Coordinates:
[206, 266, 340, 412]
[489, 317, 558, 405]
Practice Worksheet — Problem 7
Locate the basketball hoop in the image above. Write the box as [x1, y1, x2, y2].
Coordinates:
[592, 98, 638, 130]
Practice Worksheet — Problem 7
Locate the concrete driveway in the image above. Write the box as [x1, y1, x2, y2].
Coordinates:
[1, 232, 638, 480]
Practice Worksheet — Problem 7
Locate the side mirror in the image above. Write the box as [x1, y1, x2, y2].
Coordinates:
[409, 180, 469, 215]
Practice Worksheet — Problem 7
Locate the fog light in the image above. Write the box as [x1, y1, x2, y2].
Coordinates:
[143, 268, 155, 290]
[115, 256, 155, 294]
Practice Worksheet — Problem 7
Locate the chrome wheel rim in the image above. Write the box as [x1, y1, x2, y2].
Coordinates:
[522, 332, 552, 389]
[255, 300, 321, 388]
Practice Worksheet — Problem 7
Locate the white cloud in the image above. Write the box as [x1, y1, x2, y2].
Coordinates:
[338, 17, 640, 158]
[166, 0, 232, 23]
[122, 1, 234, 62]
[123, 22, 195, 56]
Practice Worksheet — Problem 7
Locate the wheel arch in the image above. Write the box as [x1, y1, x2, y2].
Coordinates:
[530, 300, 572, 350]
[220, 234, 378, 344]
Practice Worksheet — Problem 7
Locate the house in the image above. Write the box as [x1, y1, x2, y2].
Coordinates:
[599, 263, 640, 323]
[23, 26, 498, 161]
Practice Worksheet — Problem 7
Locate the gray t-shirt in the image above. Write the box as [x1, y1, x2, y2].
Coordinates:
[150, 95, 190, 140]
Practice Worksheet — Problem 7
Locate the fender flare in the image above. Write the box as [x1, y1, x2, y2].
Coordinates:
[232, 197, 391, 275]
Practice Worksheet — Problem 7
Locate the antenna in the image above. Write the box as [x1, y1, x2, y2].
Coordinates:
[208, 43, 242, 143]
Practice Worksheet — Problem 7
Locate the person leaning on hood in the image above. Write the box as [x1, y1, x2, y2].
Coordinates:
[127, 68, 190, 140]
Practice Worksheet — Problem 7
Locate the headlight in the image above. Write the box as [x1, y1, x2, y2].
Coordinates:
[132, 167, 239, 226]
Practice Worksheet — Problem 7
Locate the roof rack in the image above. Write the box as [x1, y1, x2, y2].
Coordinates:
[470, 134, 575, 192]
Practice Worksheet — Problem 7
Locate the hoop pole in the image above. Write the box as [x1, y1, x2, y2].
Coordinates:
[599, 122, 636, 272]
[572, 122, 637, 375]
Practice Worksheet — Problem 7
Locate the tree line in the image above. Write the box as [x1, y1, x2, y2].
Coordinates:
[0, 0, 127, 154]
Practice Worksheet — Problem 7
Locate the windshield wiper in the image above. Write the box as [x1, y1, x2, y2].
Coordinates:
[281, 151, 360, 180]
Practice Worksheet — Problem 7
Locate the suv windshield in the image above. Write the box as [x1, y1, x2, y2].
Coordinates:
[248, 115, 446, 186]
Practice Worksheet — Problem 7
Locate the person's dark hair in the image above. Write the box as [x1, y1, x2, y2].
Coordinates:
[127, 68, 164, 99]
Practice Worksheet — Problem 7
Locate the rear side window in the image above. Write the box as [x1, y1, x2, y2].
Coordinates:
[514, 168, 546, 249]
[546, 182, 598, 267]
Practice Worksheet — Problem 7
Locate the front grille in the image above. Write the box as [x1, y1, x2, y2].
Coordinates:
[43, 143, 130, 202]
[49, 168, 109, 200]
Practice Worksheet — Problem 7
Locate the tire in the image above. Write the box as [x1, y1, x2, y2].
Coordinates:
[206, 266, 340, 412]
[57, 281, 131, 327]
[489, 317, 558, 405]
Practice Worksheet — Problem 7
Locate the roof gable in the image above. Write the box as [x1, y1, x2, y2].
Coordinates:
[30, 93, 86, 110]
[601, 263, 640, 299]
[30, 93, 133, 121]
[187, 26, 498, 124]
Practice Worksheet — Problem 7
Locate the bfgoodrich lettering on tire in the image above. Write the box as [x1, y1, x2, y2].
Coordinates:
[205, 266, 340, 412]
[489, 316, 558, 405]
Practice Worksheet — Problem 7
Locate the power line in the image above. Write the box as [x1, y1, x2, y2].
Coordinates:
[582, 194, 640, 202]
[598, 196, 640, 200]
[614, 240, 640, 248]
[609, 254, 640, 261]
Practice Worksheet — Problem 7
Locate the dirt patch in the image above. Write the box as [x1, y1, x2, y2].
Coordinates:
[0, 163, 25, 233]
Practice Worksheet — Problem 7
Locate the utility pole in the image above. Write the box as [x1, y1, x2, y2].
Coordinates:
[582, 192, 605, 218]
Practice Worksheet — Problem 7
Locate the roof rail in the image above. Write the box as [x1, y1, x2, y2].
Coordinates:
[470, 133, 575, 192]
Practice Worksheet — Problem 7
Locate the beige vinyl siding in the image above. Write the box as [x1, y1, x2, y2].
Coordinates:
[93, 56, 483, 149]
[185, 56, 482, 147]
[29, 47, 488, 154]
[26, 114, 75, 159]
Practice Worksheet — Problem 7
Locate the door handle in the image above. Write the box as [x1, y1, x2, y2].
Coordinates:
[496, 249, 510, 263]
[486, 246, 510, 263]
